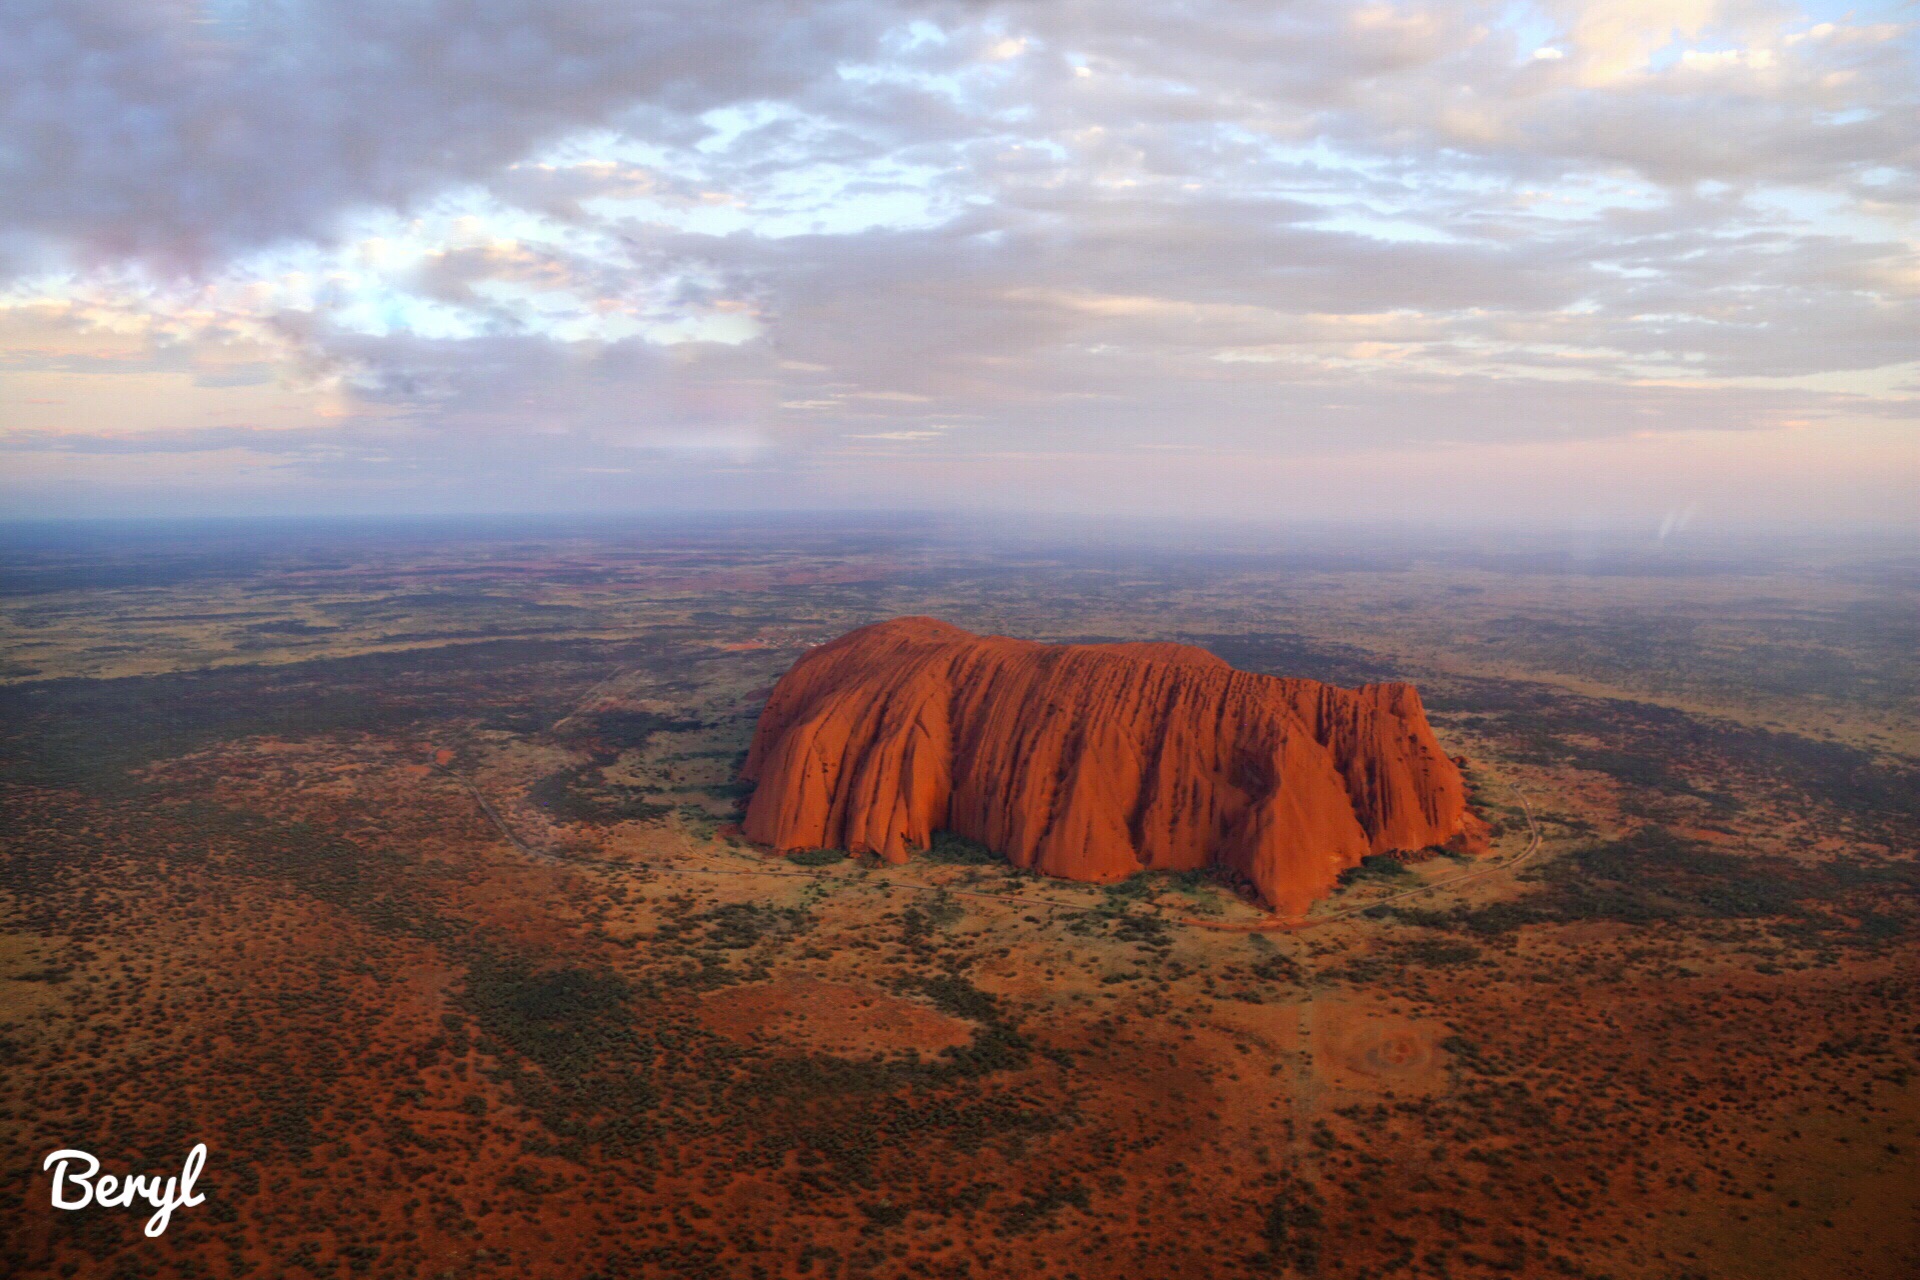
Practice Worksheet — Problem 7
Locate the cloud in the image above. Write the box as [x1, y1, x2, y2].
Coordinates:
[845, 427, 950, 441]
[0, 0, 1914, 521]
[0, 0, 896, 271]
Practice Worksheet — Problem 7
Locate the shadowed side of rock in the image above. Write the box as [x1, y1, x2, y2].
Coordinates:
[741, 617, 1489, 914]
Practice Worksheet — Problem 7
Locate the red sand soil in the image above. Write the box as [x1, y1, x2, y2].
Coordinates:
[697, 977, 976, 1057]
[7, 729, 1914, 1280]
[743, 617, 1489, 913]
[1311, 998, 1450, 1097]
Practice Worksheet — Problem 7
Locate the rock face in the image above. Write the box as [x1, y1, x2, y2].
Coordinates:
[741, 618, 1490, 915]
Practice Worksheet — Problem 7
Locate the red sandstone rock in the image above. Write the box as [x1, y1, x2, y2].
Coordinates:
[741, 618, 1490, 914]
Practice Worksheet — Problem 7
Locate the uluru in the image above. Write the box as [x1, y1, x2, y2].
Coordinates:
[741, 617, 1489, 914]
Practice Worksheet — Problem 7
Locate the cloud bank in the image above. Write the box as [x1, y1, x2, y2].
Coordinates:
[1, 0, 1915, 525]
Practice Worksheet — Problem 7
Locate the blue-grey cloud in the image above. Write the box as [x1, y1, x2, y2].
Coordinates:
[0, 0, 1914, 521]
[0, 0, 900, 270]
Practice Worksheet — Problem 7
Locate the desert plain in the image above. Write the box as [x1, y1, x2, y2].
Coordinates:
[1, 516, 1914, 1280]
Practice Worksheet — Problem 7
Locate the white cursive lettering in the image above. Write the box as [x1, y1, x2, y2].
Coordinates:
[43, 1149, 99, 1210]
[42, 1145, 208, 1236]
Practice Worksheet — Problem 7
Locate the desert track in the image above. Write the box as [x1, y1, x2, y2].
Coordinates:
[439, 766, 1544, 932]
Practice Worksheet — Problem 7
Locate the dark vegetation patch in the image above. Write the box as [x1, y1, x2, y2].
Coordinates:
[910, 1004, 1033, 1079]
[0, 636, 697, 794]
[1067, 905, 1167, 955]
[316, 592, 598, 626]
[709, 776, 757, 807]
[1470, 606, 1919, 710]
[1428, 675, 1919, 836]
[587, 706, 710, 744]
[476, 708, 549, 734]
[1108, 914, 1172, 948]
[1387, 826, 1919, 948]
[0, 553, 281, 596]
[565, 709, 707, 757]
[1544, 828, 1802, 924]
[688, 610, 790, 626]
[1339, 855, 1416, 886]
[910, 973, 1002, 1023]
[786, 847, 848, 867]
[997, 1179, 1091, 1235]
[1248, 952, 1302, 983]
[1188, 631, 1400, 688]
[1253, 1178, 1326, 1274]
[529, 766, 673, 826]
[698, 902, 811, 949]
[113, 610, 282, 623]
[900, 893, 963, 944]
[453, 957, 662, 1160]
[1453, 902, 1548, 937]
[1104, 867, 1218, 902]
[142, 803, 453, 944]
[919, 830, 1002, 865]
[731, 973, 1037, 1143]
[1394, 938, 1482, 966]
[242, 620, 340, 637]
[368, 626, 588, 643]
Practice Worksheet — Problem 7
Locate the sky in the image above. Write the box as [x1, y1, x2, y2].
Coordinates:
[0, 0, 1915, 529]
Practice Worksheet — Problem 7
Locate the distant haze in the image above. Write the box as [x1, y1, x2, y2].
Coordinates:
[1, 1, 1915, 529]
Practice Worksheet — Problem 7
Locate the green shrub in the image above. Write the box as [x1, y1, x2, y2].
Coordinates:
[920, 830, 1002, 865]
[1339, 854, 1413, 886]
[529, 766, 672, 825]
